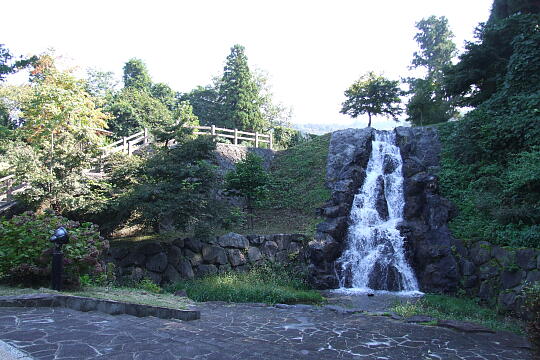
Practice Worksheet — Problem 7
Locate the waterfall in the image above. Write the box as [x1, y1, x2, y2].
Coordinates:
[336, 130, 420, 293]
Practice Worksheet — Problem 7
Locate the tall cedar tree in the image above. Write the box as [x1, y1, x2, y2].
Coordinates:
[219, 45, 266, 132]
[340, 72, 403, 127]
[407, 16, 457, 126]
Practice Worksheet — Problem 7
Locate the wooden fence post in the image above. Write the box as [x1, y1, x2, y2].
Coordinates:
[6, 178, 13, 201]
[143, 128, 149, 144]
[127, 141, 132, 155]
[234, 129, 238, 145]
[123, 137, 127, 153]
[269, 132, 273, 150]
[255, 132, 259, 148]
[211, 125, 216, 136]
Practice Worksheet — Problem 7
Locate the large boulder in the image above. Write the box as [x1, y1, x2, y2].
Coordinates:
[227, 249, 247, 267]
[146, 252, 168, 273]
[178, 259, 195, 279]
[217, 233, 249, 249]
[247, 247, 263, 263]
[202, 245, 228, 265]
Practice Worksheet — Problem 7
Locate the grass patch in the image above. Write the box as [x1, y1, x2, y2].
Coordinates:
[264, 133, 331, 215]
[239, 133, 331, 235]
[165, 263, 324, 305]
[0, 285, 192, 310]
[392, 294, 525, 334]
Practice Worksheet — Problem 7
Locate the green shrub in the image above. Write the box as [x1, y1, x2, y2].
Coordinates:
[0, 210, 108, 287]
[523, 283, 540, 353]
[272, 126, 314, 150]
[165, 263, 323, 305]
[135, 278, 162, 294]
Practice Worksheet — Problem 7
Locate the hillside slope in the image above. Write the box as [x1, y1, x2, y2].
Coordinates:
[236, 133, 331, 235]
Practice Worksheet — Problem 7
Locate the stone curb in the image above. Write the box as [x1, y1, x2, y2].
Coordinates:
[0, 339, 33, 360]
[0, 293, 200, 321]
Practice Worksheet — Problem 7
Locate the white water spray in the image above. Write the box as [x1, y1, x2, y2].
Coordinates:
[336, 131, 419, 293]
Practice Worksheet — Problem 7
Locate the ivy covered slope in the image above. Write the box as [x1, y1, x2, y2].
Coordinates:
[438, 5, 540, 247]
[244, 134, 331, 234]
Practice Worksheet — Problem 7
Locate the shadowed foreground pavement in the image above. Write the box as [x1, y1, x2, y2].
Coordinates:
[0, 302, 532, 360]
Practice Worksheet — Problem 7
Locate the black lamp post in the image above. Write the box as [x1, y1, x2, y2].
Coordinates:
[50, 227, 69, 291]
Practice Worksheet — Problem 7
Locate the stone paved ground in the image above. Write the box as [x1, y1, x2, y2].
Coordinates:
[0, 301, 532, 360]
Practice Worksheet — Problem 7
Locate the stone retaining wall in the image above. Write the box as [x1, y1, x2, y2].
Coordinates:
[459, 241, 540, 315]
[108, 233, 308, 285]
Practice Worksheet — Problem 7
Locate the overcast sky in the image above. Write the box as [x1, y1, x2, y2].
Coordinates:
[1, 0, 493, 130]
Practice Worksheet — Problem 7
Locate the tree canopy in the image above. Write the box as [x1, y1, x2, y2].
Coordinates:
[444, 1, 540, 106]
[406, 16, 457, 126]
[219, 45, 266, 132]
[340, 72, 403, 127]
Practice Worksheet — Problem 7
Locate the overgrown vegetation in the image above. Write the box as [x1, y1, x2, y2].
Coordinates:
[165, 262, 323, 305]
[225, 153, 269, 229]
[0, 211, 108, 287]
[392, 294, 524, 334]
[438, 5, 540, 247]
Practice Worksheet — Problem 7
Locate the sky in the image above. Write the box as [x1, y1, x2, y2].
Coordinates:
[1, 0, 493, 130]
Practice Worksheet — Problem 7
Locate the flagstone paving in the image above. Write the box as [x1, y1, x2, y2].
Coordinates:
[0, 301, 532, 359]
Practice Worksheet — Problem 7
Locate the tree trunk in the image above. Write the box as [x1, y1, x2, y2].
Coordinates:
[368, 112, 372, 127]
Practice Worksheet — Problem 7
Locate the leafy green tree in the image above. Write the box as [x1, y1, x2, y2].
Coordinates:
[85, 68, 118, 98]
[122, 58, 152, 90]
[0, 44, 37, 82]
[340, 72, 403, 127]
[151, 82, 177, 112]
[407, 16, 457, 125]
[96, 137, 221, 234]
[152, 100, 199, 146]
[182, 85, 223, 126]
[0, 45, 36, 128]
[107, 87, 173, 137]
[225, 153, 269, 228]
[219, 45, 266, 131]
[254, 69, 293, 127]
[438, 3, 540, 247]
[3, 57, 110, 213]
[108, 59, 178, 137]
[444, 2, 539, 106]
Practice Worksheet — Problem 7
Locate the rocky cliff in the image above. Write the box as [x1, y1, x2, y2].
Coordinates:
[307, 128, 373, 289]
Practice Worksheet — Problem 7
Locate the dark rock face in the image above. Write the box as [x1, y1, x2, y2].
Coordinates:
[309, 126, 462, 293]
[367, 261, 403, 291]
[202, 245, 228, 265]
[146, 252, 168, 273]
[395, 126, 462, 293]
[374, 175, 389, 220]
[308, 128, 373, 288]
[217, 233, 249, 249]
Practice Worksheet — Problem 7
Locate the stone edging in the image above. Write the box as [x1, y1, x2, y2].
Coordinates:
[0, 339, 32, 360]
[0, 293, 200, 321]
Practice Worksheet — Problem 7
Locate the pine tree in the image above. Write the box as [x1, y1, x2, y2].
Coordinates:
[219, 45, 265, 132]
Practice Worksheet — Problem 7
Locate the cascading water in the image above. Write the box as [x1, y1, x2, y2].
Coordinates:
[336, 130, 419, 293]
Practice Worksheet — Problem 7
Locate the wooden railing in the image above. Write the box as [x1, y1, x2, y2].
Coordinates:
[190, 125, 273, 149]
[0, 174, 15, 202]
[100, 128, 150, 159]
[100, 125, 272, 159]
[1, 125, 273, 203]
